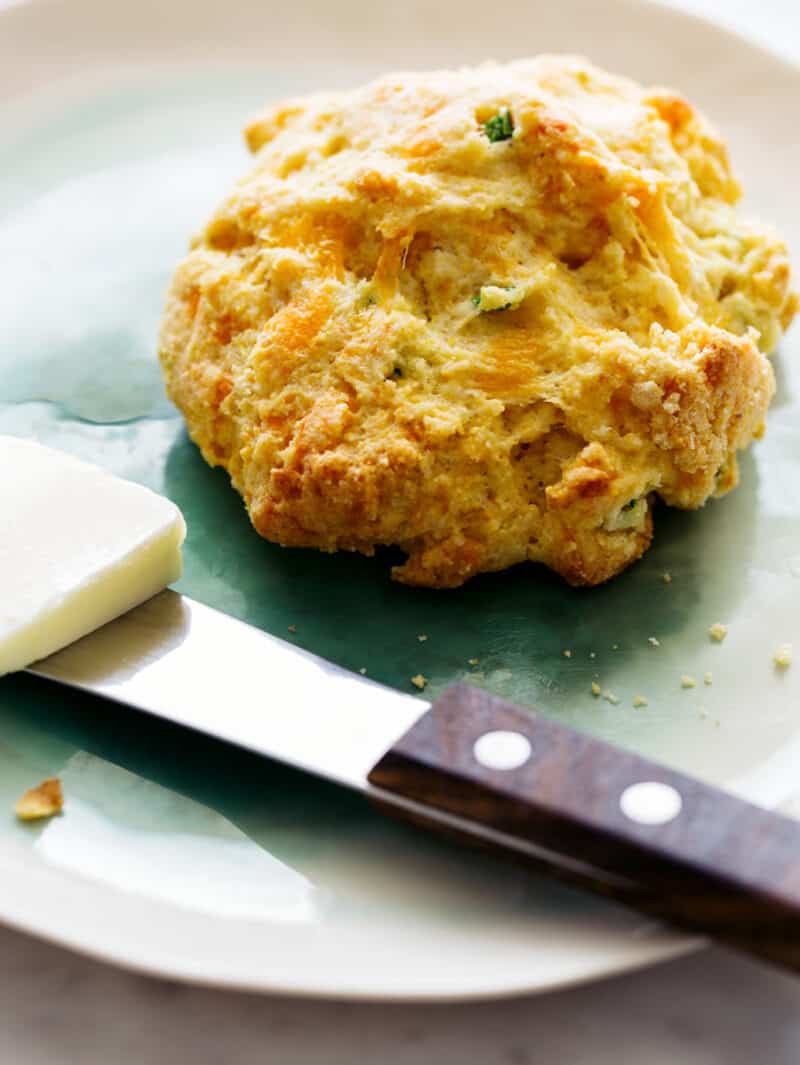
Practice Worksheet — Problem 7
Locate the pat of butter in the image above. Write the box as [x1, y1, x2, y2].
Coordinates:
[0, 435, 186, 677]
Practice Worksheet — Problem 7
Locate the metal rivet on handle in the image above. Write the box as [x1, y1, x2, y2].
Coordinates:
[473, 730, 532, 771]
[620, 781, 682, 825]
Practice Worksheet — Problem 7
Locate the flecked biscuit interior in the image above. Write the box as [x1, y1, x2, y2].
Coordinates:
[160, 56, 796, 588]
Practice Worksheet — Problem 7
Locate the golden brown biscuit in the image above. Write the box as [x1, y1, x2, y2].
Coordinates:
[159, 56, 796, 588]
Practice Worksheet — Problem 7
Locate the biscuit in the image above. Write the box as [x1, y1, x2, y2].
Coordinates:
[160, 56, 796, 587]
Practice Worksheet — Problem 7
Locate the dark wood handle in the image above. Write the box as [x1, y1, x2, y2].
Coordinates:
[368, 684, 800, 972]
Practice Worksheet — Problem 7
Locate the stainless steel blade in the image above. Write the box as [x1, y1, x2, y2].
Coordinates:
[28, 589, 426, 790]
[28, 589, 642, 890]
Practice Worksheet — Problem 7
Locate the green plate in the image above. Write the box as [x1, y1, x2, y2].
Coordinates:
[0, 0, 798, 999]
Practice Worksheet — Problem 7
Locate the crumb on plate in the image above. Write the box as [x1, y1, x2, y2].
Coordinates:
[633, 694, 648, 708]
[774, 644, 793, 669]
[648, 636, 660, 647]
[15, 778, 63, 822]
[708, 622, 728, 642]
[591, 681, 602, 696]
[681, 674, 696, 688]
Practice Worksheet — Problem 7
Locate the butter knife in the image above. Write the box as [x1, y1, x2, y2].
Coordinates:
[29, 588, 800, 973]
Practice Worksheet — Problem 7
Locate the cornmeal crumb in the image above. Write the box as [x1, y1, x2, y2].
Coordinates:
[563, 649, 572, 658]
[474, 282, 528, 313]
[633, 694, 648, 708]
[468, 657, 480, 666]
[589, 651, 596, 659]
[708, 623, 728, 642]
[704, 672, 713, 686]
[417, 634, 428, 642]
[603, 690, 620, 705]
[662, 572, 672, 584]
[411, 674, 427, 690]
[648, 636, 660, 647]
[591, 681, 602, 696]
[15, 778, 63, 822]
[612, 644, 619, 651]
[359, 667, 367, 675]
[287, 624, 297, 634]
[773, 644, 793, 669]
[681, 674, 696, 688]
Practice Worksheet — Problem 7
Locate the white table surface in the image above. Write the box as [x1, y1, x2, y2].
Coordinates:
[4, 1, 800, 1061]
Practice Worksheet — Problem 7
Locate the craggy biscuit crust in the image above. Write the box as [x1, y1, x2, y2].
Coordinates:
[160, 57, 796, 587]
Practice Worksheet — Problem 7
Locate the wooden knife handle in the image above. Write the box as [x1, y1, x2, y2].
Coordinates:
[368, 684, 800, 972]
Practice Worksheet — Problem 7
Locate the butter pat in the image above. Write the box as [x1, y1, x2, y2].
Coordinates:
[0, 436, 186, 677]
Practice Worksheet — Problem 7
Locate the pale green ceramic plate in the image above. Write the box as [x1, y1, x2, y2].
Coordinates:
[0, 0, 798, 999]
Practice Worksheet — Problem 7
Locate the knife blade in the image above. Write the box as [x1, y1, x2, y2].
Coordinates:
[30, 589, 424, 790]
[28, 588, 800, 975]
[29, 588, 629, 889]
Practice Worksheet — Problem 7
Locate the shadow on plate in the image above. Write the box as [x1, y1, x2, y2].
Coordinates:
[163, 427, 759, 726]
